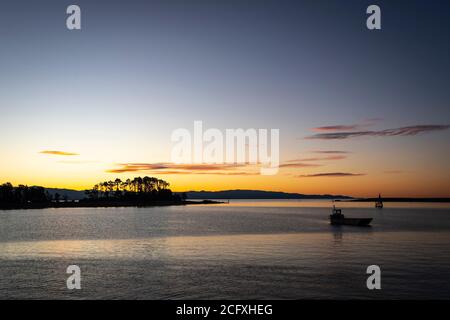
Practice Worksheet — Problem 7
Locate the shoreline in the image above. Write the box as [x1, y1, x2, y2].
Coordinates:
[0, 199, 223, 210]
[344, 198, 450, 203]
[3, 197, 450, 210]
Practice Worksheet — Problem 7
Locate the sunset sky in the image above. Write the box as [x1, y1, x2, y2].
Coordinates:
[1, 0, 449, 197]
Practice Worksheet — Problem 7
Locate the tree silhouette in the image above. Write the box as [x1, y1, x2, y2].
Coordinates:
[0, 183, 50, 207]
[85, 176, 176, 202]
[1, 176, 183, 209]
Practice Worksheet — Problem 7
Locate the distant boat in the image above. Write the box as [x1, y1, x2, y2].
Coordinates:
[330, 205, 372, 226]
[375, 194, 383, 208]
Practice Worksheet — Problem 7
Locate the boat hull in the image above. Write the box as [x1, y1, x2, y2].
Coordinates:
[330, 217, 372, 226]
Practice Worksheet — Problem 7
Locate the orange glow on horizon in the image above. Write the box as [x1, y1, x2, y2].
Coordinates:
[2, 171, 447, 198]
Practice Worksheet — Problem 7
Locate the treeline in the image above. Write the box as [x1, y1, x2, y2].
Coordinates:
[0, 177, 186, 209]
[84, 177, 183, 202]
[0, 183, 49, 205]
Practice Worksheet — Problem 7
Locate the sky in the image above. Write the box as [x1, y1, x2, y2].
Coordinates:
[0, 0, 449, 197]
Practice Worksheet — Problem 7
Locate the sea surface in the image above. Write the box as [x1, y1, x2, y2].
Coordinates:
[0, 200, 450, 299]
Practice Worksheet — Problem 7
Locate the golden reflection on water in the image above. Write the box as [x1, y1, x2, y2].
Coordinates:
[204, 200, 450, 209]
[1, 231, 448, 262]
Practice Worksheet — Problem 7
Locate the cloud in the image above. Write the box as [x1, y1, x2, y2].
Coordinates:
[305, 125, 450, 140]
[141, 170, 258, 176]
[313, 150, 350, 154]
[297, 155, 347, 161]
[306, 131, 373, 140]
[279, 153, 347, 169]
[282, 155, 346, 166]
[202, 171, 259, 176]
[106, 163, 258, 176]
[279, 162, 322, 168]
[312, 118, 382, 132]
[108, 163, 241, 172]
[39, 150, 79, 156]
[298, 172, 365, 178]
[313, 125, 360, 132]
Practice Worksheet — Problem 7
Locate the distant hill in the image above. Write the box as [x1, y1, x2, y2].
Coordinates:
[183, 190, 353, 200]
[43, 188, 352, 201]
[42, 188, 449, 202]
[45, 188, 86, 200]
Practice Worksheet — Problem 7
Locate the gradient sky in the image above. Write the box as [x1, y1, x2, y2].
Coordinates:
[1, 0, 449, 197]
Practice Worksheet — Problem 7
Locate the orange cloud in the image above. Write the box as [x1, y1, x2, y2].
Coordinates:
[313, 150, 350, 154]
[106, 163, 257, 176]
[298, 172, 365, 178]
[39, 150, 79, 156]
[280, 155, 346, 168]
[279, 162, 322, 168]
[291, 155, 347, 162]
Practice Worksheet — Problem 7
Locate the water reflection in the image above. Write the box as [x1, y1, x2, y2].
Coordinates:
[1, 202, 450, 299]
[332, 229, 343, 244]
[207, 199, 450, 209]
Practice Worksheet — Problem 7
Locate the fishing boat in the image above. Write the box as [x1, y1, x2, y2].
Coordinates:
[330, 205, 372, 226]
[375, 194, 383, 208]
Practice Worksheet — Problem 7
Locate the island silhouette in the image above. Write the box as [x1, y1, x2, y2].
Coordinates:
[0, 177, 215, 210]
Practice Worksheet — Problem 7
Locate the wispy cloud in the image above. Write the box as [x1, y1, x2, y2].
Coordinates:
[198, 171, 259, 176]
[280, 153, 347, 169]
[108, 163, 241, 172]
[279, 162, 322, 168]
[283, 154, 347, 165]
[306, 125, 450, 140]
[142, 170, 258, 176]
[313, 125, 360, 132]
[296, 155, 347, 161]
[312, 118, 382, 132]
[39, 150, 79, 156]
[313, 150, 350, 154]
[106, 163, 257, 175]
[298, 172, 365, 178]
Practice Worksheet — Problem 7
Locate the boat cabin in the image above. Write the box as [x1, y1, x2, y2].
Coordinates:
[332, 205, 343, 216]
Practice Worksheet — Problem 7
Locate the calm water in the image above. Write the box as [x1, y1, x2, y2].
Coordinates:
[1, 200, 450, 299]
